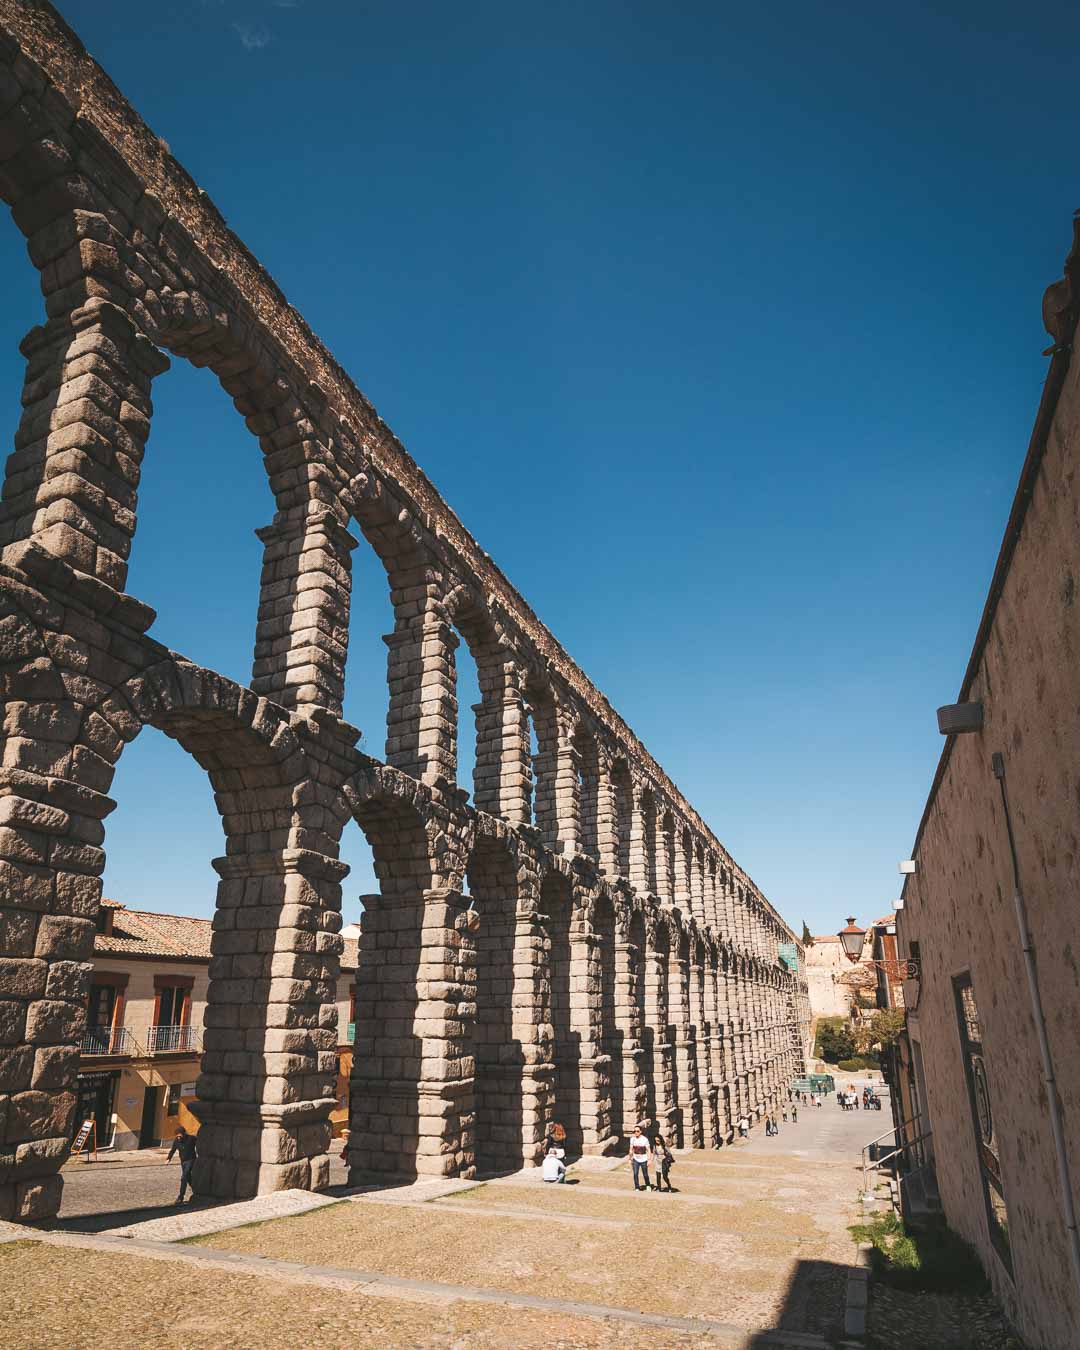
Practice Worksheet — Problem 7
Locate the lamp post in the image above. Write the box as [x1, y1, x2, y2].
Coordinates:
[837, 917, 919, 979]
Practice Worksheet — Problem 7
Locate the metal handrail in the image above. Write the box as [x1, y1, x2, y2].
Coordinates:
[862, 1127, 933, 1194]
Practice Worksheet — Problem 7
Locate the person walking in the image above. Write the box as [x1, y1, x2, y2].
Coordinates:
[791, 1105, 798, 1124]
[629, 1126, 652, 1191]
[653, 1135, 674, 1191]
[737, 1114, 750, 1139]
[782, 1106, 788, 1123]
[167, 1126, 197, 1204]
[542, 1147, 567, 1183]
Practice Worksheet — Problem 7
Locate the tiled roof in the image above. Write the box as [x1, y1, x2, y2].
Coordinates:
[95, 903, 361, 972]
[95, 903, 212, 961]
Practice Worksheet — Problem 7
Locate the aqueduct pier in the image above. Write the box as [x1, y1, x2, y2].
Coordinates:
[0, 1, 810, 1221]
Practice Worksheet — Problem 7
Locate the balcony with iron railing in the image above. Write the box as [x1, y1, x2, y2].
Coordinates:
[147, 1024, 201, 1054]
[80, 1026, 140, 1057]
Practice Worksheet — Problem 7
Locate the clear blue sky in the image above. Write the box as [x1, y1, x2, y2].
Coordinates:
[0, 1, 1071, 937]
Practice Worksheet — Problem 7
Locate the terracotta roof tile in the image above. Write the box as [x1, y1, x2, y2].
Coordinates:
[95, 904, 212, 961]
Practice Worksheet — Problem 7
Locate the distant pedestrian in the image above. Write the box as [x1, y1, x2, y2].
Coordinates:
[167, 1126, 197, 1204]
[854, 1095, 860, 1110]
[837, 1092, 843, 1107]
[542, 1148, 566, 1183]
[653, 1135, 674, 1191]
[629, 1126, 652, 1191]
[338, 1128, 350, 1163]
[738, 1115, 750, 1139]
[792, 1106, 798, 1124]
[782, 1107, 788, 1123]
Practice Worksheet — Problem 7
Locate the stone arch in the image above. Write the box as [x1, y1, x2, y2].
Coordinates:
[341, 768, 474, 1181]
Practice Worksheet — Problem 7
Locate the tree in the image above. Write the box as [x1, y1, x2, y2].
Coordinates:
[858, 1015, 907, 1053]
[816, 1017, 857, 1064]
[801, 920, 814, 946]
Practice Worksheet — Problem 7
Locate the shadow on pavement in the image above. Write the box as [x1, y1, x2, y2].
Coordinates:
[44, 1196, 232, 1234]
[747, 1257, 851, 1345]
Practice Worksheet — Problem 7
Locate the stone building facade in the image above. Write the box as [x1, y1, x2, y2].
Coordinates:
[75, 899, 357, 1152]
[894, 225, 1080, 1349]
[0, 3, 808, 1224]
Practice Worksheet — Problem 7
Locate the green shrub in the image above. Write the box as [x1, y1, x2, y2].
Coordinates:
[838, 1055, 879, 1071]
[849, 1212, 988, 1294]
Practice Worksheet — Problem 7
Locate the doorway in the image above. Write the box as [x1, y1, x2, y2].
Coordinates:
[74, 1071, 118, 1149]
[139, 1085, 161, 1148]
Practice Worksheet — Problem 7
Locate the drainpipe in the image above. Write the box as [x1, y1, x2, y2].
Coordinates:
[992, 751, 1080, 1303]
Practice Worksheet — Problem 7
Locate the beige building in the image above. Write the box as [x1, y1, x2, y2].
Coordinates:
[893, 232, 1080, 1349]
[77, 901, 356, 1153]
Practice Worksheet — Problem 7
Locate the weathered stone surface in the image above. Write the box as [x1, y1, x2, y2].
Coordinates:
[0, 4, 808, 1230]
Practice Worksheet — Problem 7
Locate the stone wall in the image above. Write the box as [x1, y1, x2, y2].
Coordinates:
[0, 1, 808, 1222]
[895, 225, 1080, 1350]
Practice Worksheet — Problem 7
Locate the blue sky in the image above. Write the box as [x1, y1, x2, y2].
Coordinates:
[0, 1, 1072, 938]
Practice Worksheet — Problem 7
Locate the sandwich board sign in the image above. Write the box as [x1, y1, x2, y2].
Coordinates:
[72, 1119, 95, 1154]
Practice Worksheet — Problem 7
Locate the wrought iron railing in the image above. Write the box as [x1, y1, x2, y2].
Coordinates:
[80, 1026, 138, 1056]
[147, 1024, 201, 1054]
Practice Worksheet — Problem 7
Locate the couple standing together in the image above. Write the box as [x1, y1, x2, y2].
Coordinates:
[628, 1126, 675, 1191]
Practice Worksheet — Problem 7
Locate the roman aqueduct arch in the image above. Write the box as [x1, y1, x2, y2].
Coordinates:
[0, 2, 810, 1221]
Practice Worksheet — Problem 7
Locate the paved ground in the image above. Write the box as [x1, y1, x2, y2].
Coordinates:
[6, 1096, 890, 1347]
[53, 1144, 350, 1230]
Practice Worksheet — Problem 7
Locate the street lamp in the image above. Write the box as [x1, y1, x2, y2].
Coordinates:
[837, 917, 919, 979]
[838, 917, 866, 962]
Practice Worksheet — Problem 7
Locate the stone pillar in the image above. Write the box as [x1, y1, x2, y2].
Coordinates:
[628, 786, 652, 893]
[0, 298, 169, 589]
[690, 847, 706, 928]
[657, 809, 676, 905]
[614, 917, 648, 1134]
[349, 887, 476, 1180]
[694, 951, 719, 1148]
[473, 662, 531, 825]
[554, 713, 581, 857]
[643, 919, 674, 1132]
[384, 616, 458, 786]
[194, 850, 346, 1199]
[252, 505, 357, 716]
[574, 891, 617, 1154]
[514, 902, 556, 1165]
[0, 766, 114, 1221]
[594, 754, 619, 880]
[670, 938, 701, 1148]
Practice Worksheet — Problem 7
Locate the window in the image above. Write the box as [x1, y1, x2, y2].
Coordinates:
[953, 973, 1011, 1273]
[157, 984, 188, 1027]
[167, 1083, 181, 1117]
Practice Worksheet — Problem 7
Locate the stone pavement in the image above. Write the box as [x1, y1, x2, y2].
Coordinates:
[49, 1146, 350, 1231]
[4, 1101, 893, 1347]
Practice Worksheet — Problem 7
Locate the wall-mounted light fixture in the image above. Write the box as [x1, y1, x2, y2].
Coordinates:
[892, 898, 905, 911]
[937, 701, 984, 735]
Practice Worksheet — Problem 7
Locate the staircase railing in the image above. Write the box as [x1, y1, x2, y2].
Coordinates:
[861, 1114, 933, 1195]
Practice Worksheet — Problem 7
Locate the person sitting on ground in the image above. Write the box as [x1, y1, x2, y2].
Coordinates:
[541, 1147, 566, 1184]
[653, 1134, 674, 1191]
[628, 1125, 652, 1191]
[166, 1126, 198, 1204]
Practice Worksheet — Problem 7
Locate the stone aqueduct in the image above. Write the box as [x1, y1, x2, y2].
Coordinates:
[0, 3, 810, 1222]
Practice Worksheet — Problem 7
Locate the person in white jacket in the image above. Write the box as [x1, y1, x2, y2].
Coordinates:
[542, 1148, 566, 1183]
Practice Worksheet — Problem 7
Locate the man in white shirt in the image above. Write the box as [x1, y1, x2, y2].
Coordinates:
[628, 1126, 652, 1190]
[542, 1148, 566, 1183]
